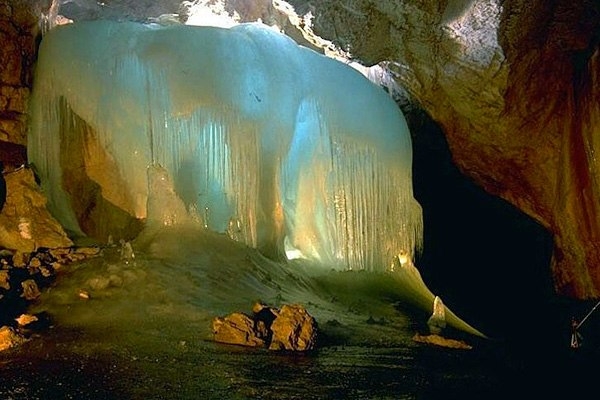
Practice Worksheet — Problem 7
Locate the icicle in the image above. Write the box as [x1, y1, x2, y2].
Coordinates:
[427, 296, 447, 335]
[28, 20, 423, 272]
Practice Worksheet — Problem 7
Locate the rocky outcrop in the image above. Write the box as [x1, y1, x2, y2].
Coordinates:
[0, 166, 72, 252]
[213, 311, 269, 347]
[297, 0, 600, 298]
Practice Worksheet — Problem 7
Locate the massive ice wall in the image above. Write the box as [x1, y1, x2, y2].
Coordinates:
[28, 20, 422, 271]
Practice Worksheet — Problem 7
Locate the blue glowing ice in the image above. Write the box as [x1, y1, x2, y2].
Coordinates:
[28, 20, 422, 271]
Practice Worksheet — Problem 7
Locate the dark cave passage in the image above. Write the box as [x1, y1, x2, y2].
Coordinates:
[405, 106, 557, 346]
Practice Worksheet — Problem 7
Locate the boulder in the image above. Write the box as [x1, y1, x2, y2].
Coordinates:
[213, 302, 318, 351]
[212, 312, 266, 347]
[268, 304, 318, 351]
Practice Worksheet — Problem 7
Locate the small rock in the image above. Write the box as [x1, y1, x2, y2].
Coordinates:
[15, 313, 38, 327]
[0, 326, 26, 352]
[0, 270, 9, 290]
[12, 251, 28, 267]
[78, 290, 90, 300]
[39, 265, 53, 277]
[28, 256, 42, 268]
[20, 279, 40, 300]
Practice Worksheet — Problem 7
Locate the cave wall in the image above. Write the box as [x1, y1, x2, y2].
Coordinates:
[499, 0, 600, 298]
[0, 0, 45, 146]
[296, 0, 600, 298]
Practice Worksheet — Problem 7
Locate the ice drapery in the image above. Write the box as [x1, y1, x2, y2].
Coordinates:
[28, 20, 423, 271]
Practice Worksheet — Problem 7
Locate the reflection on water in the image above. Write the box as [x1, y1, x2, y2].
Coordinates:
[0, 228, 594, 398]
[0, 325, 503, 400]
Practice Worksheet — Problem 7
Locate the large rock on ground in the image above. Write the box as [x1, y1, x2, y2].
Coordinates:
[213, 303, 318, 351]
[268, 304, 317, 351]
[212, 312, 267, 348]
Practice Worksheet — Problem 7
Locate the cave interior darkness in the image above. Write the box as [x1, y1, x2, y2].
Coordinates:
[405, 106, 558, 346]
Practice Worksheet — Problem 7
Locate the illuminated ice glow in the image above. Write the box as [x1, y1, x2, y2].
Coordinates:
[29, 20, 423, 271]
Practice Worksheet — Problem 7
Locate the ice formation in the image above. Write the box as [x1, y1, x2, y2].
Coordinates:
[427, 295, 447, 334]
[28, 20, 423, 271]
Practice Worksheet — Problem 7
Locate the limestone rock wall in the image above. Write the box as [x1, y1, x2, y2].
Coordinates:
[0, 0, 48, 145]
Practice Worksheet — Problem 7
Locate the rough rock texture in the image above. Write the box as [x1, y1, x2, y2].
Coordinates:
[0, 325, 26, 351]
[0, 0, 50, 145]
[297, 0, 600, 298]
[0, 245, 102, 343]
[212, 312, 267, 347]
[0, 167, 73, 252]
[213, 303, 317, 351]
[269, 304, 317, 351]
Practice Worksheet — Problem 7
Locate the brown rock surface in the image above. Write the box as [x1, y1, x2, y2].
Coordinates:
[0, 325, 26, 351]
[0, 0, 49, 145]
[212, 312, 267, 348]
[268, 304, 317, 351]
[413, 333, 472, 350]
[20, 278, 40, 300]
[213, 303, 318, 351]
[0, 167, 73, 252]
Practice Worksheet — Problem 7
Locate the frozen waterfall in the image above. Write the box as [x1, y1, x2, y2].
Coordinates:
[28, 20, 423, 271]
